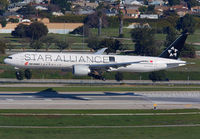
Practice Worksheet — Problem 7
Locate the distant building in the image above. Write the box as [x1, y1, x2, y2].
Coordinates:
[8, 2, 26, 12]
[149, 0, 164, 6]
[140, 14, 159, 19]
[170, 4, 188, 11]
[176, 8, 190, 17]
[191, 6, 200, 13]
[122, 0, 143, 5]
[52, 12, 64, 16]
[105, 9, 117, 17]
[35, 6, 48, 10]
[154, 5, 169, 15]
[23, 0, 44, 4]
[22, 19, 31, 23]
[76, 8, 95, 15]
[122, 9, 140, 18]
[169, 4, 189, 17]
[72, 1, 98, 9]
[125, 22, 150, 29]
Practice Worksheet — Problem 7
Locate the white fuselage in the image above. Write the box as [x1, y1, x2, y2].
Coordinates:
[4, 52, 186, 72]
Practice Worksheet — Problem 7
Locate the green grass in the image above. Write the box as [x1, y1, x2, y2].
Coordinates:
[154, 33, 166, 41]
[0, 114, 200, 126]
[0, 109, 199, 114]
[193, 45, 200, 50]
[0, 127, 200, 139]
[0, 85, 199, 92]
[0, 109, 199, 126]
[0, 109, 199, 138]
[187, 33, 200, 43]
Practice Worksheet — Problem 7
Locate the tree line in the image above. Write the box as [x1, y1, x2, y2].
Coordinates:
[10, 22, 69, 52]
[131, 14, 196, 58]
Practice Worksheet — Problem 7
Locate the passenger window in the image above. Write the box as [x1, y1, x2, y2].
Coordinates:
[109, 57, 115, 62]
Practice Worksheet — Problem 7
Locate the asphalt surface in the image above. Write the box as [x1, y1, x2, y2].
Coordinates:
[0, 91, 199, 109]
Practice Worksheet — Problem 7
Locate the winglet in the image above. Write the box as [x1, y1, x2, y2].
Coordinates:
[94, 48, 107, 55]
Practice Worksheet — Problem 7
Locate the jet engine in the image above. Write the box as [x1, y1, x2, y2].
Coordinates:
[72, 65, 91, 76]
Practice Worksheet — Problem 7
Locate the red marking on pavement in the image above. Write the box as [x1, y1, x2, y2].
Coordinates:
[25, 62, 28, 65]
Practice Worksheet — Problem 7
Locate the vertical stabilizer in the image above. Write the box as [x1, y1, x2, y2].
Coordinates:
[159, 33, 188, 59]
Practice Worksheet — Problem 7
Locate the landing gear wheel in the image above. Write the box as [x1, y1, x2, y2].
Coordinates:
[101, 77, 106, 81]
[24, 69, 32, 79]
[16, 71, 23, 80]
[88, 73, 106, 81]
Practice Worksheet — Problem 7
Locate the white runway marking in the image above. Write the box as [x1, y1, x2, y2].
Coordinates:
[6, 99, 13, 101]
[44, 99, 52, 101]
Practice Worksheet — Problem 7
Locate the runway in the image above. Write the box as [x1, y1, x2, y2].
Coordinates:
[0, 89, 200, 109]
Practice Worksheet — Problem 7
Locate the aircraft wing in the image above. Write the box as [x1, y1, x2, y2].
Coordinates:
[89, 60, 148, 70]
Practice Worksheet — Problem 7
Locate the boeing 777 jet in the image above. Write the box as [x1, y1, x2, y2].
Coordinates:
[4, 33, 188, 80]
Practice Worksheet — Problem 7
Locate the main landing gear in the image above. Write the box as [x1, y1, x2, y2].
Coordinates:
[16, 69, 32, 80]
[88, 71, 106, 81]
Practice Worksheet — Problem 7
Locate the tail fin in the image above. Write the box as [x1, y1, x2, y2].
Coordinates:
[159, 33, 188, 59]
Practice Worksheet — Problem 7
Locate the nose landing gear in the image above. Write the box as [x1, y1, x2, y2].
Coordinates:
[16, 71, 23, 80]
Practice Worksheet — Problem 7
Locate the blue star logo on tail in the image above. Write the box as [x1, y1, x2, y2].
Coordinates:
[168, 47, 178, 57]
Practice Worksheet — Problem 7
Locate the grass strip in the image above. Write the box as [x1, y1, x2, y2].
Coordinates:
[0, 109, 199, 114]
[0, 86, 200, 92]
[0, 127, 200, 139]
[0, 114, 200, 126]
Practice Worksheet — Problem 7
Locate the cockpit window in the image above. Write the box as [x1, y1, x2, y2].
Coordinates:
[7, 56, 12, 59]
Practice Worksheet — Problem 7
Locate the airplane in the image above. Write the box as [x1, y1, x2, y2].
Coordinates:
[4, 33, 188, 81]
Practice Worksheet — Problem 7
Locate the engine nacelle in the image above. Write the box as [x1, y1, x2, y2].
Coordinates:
[72, 65, 91, 76]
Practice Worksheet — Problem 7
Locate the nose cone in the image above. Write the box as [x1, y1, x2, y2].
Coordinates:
[4, 57, 13, 65]
[4, 58, 9, 64]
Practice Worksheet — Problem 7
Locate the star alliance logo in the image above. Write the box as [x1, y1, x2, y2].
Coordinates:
[168, 47, 178, 57]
